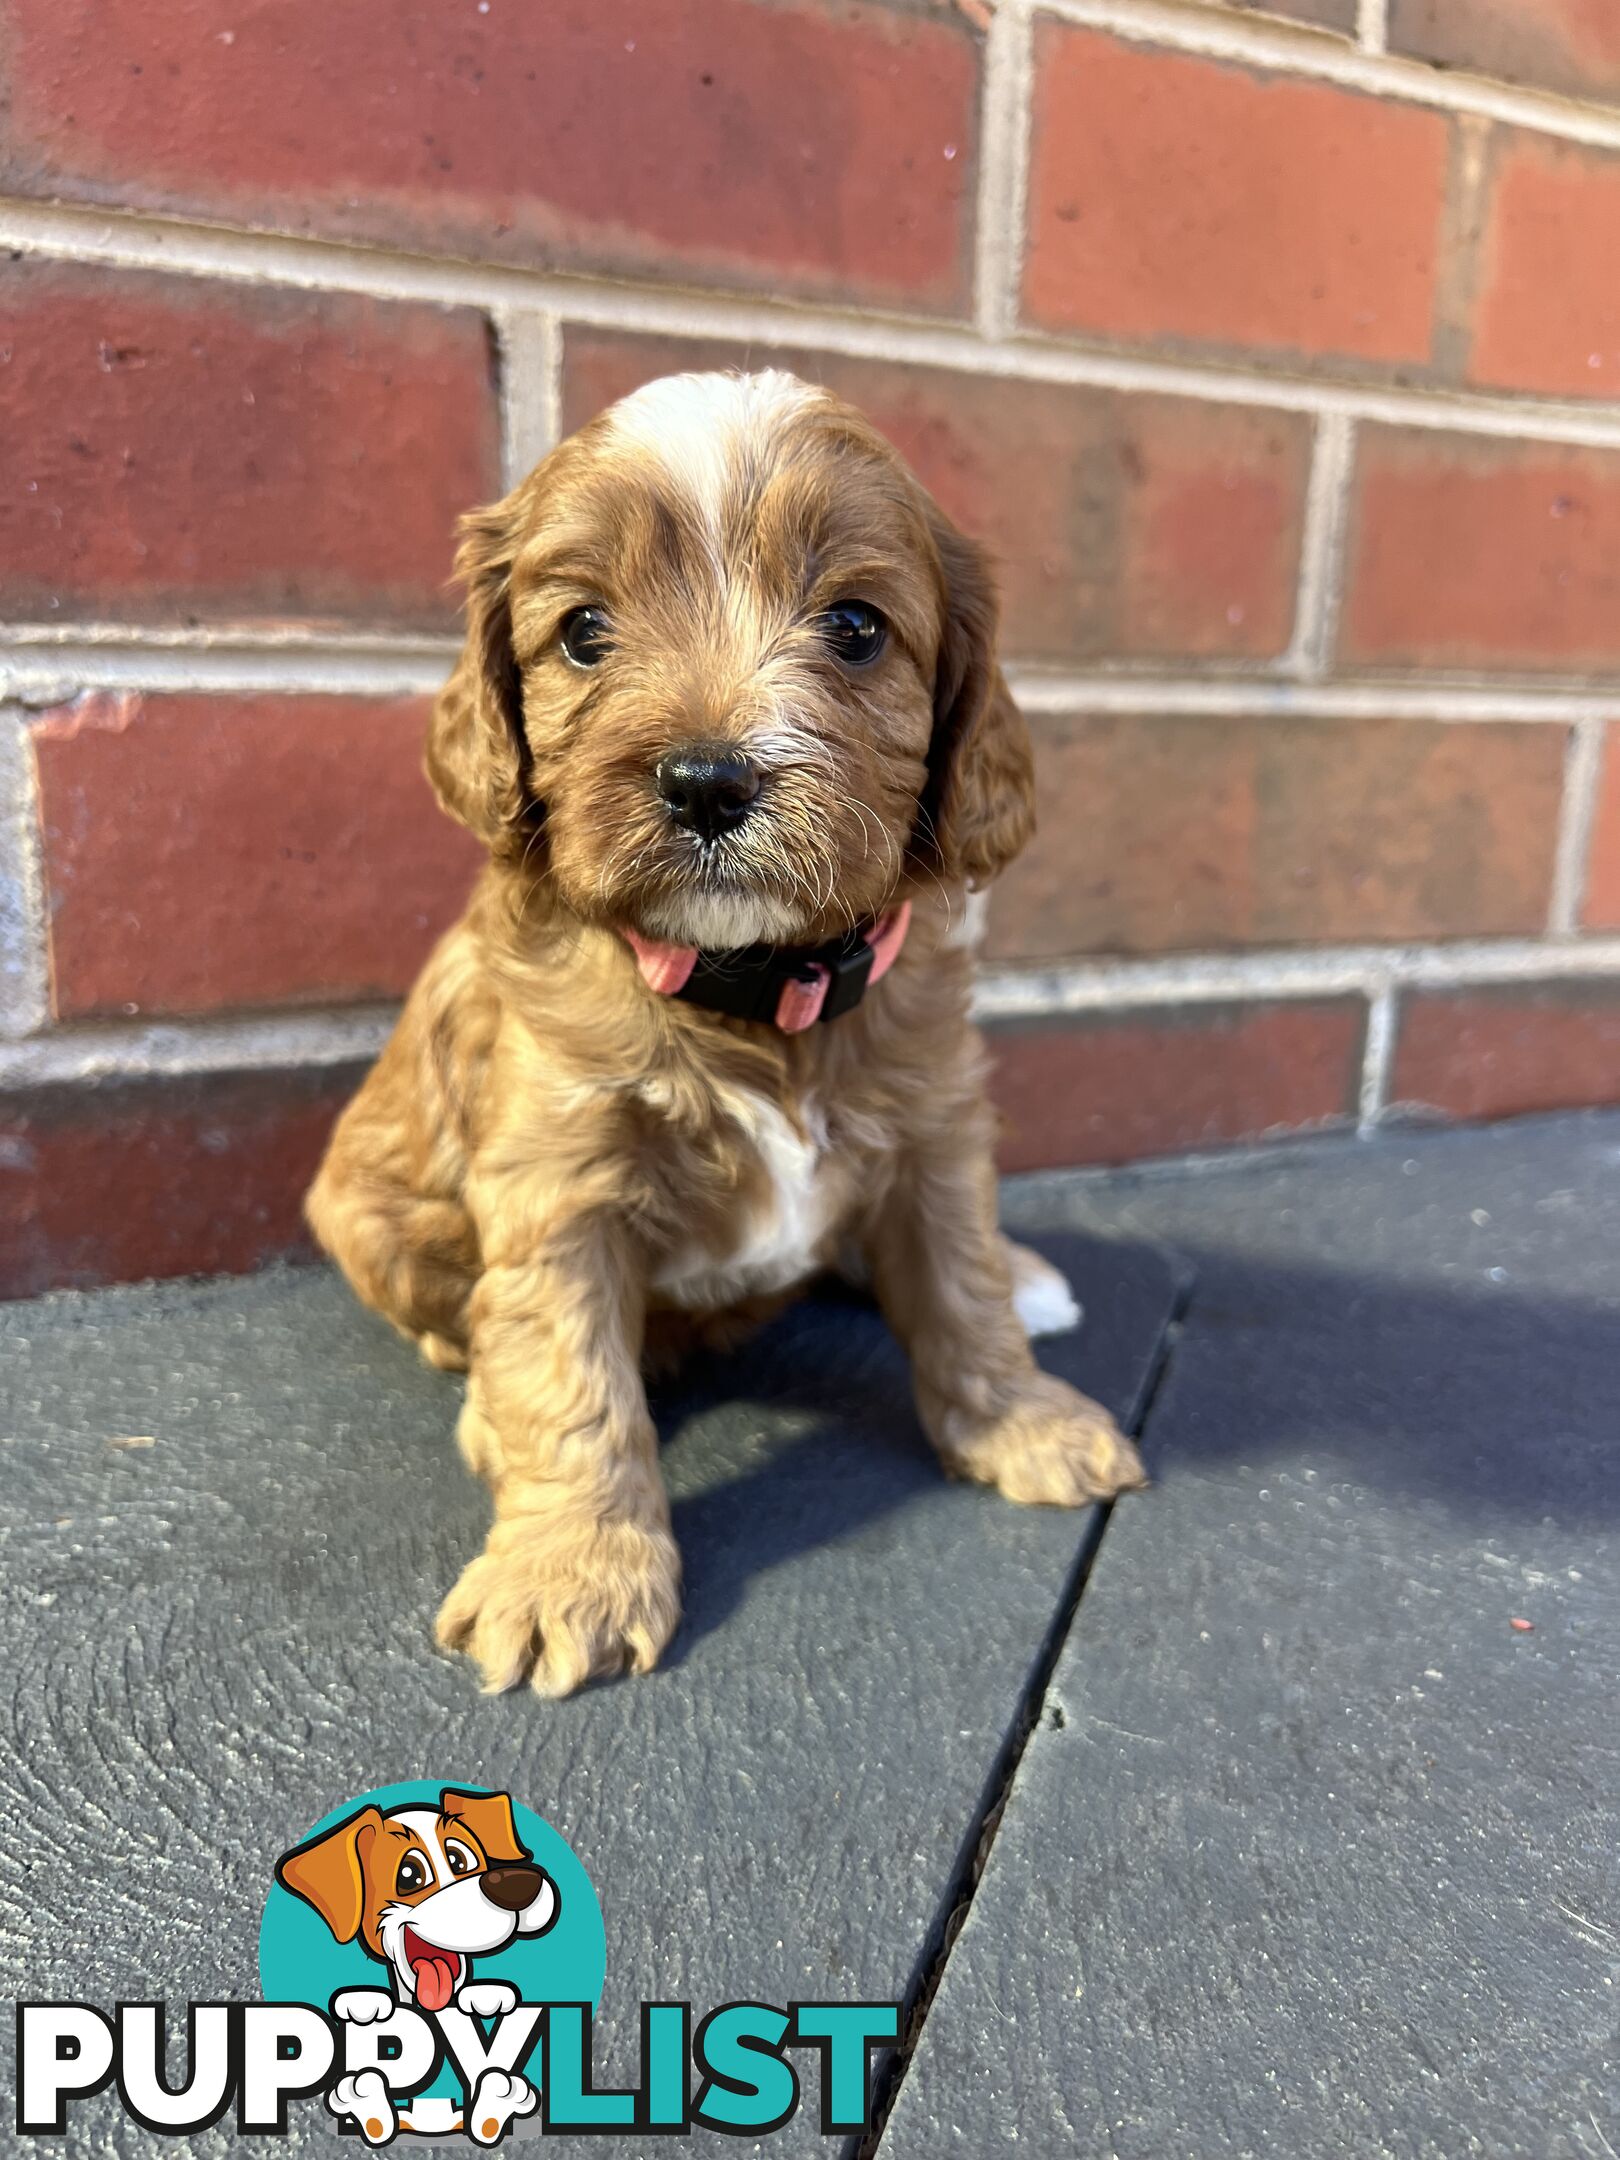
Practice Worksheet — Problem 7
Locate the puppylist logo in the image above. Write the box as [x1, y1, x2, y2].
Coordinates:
[15, 1779, 900, 2145]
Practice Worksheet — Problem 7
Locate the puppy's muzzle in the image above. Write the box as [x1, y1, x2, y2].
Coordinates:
[480, 1863, 547, 1912]
[655, 742, 761, 841]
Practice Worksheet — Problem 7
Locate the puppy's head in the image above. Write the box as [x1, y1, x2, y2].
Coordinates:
[275, 1788, 558, 2008]
[426, 369, 1034, 948]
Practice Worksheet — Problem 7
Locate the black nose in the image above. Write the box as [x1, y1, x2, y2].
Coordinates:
[481, 1864, 545, 1913]
[655, 742, 761, 841]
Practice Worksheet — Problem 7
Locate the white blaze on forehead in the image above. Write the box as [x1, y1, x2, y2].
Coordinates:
[603, 369, 819, 534]
[388, 1807, 452, 1885]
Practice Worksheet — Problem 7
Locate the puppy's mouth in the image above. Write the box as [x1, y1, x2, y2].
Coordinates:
[634, 885, 808, 952]
[401, 1926, 465, 2012]
[632, 833, 809, 949]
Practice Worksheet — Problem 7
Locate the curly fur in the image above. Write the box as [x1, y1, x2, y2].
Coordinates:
[307, 370, 1144, 1698]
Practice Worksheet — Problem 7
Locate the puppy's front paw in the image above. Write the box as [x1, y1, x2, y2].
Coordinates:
[332, 1987, 396, 2025]
[456, 1979, 519, 2018]
[436, 1509, 682, 1697]
[940, 1373, 1147, 1507]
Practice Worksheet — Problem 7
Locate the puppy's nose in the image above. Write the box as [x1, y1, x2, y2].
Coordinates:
[481, 1864, 545, 1913]
[655, 742, 761, 841]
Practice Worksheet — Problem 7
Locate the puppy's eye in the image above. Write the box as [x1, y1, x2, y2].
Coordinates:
[558, 605, 613, 669]
[444, 1840, 478, 1877]
[396, 1853, 429, 1896]
[817, 601, 887, 667]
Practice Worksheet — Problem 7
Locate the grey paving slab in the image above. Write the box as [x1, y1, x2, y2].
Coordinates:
[0, 1228, 1184, 2155]
[882, 1114, 1620, 2160]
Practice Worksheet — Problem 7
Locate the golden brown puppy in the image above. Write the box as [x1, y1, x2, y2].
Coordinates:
[308, 370, 1145, 1698]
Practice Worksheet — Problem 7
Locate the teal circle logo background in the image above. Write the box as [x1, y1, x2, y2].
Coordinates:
[259, 1780, 605, 2106]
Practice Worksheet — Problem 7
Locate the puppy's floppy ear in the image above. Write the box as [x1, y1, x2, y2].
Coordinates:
[440, 1787, 530, 1866]
[915, 503, 1035, 890]
[424, 490, 532, 856]
[274, 1805, 383, 1945]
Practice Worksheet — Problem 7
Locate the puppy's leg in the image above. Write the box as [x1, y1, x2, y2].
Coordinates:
[306, 1006, 481, 1369]
[841, 1226, 1080, 1338]
[308, 1146, 477, 1368]
[864, 1141, 1144, 1507]
[436, 1198, 680, 1699]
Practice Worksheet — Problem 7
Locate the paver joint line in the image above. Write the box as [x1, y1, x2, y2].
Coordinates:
[852, 1275, 1195, 2160]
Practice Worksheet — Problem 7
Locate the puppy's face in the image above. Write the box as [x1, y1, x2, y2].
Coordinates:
[275, 1788, 558, 2010]
[427, 370, 1034, 945]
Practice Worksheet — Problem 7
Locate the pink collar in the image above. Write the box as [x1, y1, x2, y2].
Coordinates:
[623, 902, 911, 1033]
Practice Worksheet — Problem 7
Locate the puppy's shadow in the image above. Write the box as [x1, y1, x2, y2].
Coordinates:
[653, 1285, 934, 1660]
[648, 1231, 1169, 1662]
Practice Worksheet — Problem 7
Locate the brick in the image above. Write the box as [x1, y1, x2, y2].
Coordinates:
[1582, 726, 1620, 931]
[987, 713, 1566, 962]
[1469, 134, 1620, 398]
[30, 693, 481, 1020]
[989, 999, 1366, 1171]
[1391, 0, 1620, 105]
[0, 0, 978, 314]
[0, 1066, 360, 1299]
[0, 264, 499, 630]
[1390, 983, 1620, 1122]
[563, 329, 1310, 665]
[1342, 428, 1620, 674]
[1020, 26, 1448, 365]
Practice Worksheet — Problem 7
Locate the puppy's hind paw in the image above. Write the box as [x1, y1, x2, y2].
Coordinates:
[468, 2067, 538, 2145]
[328, 2070, 396, 2145]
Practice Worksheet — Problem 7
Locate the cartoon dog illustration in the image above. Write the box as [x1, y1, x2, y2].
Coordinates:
[276, 1788, 557, 2144]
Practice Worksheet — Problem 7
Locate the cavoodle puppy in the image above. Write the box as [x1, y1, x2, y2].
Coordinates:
[307, 369, 1146, 1698]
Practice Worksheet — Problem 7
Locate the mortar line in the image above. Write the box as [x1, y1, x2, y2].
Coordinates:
[13, 198, 1620, 448]
[1356, 0, 1390, 55]
[974, 934, 1620, 1018]
[0, 621, 454, 657]
[540, 310, 565, 457]
[972, 0, 1036, 340]
[492, 306, 563, 488]
[0, 643, 455, 701]
[1357, 978, 1398, 1131]
[8, 934, 1620, 1088]
[0, 714, 50, 1039]
[1034, 0, 1620, 147]
[0, 1004, 398, 1088]
[850, 1270, 1194, 2160]
[1007, 675, 1620, 720]
[1284, 413, 1357, 679]
[10, 636, 1620, 720]
[1549, 716, 1608, 936]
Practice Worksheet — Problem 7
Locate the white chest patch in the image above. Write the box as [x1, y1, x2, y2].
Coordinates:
[653, 1088, 830, 1310]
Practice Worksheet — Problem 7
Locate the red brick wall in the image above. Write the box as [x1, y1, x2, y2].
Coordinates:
[4, 0, 1620, 1293]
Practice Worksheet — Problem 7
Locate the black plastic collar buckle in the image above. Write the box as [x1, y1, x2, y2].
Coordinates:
[677, 925, 876, 1028]
[817, 934, 876, 1021]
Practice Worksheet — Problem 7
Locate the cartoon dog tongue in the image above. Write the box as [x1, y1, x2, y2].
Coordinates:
[408, 1940, 460, 2012]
